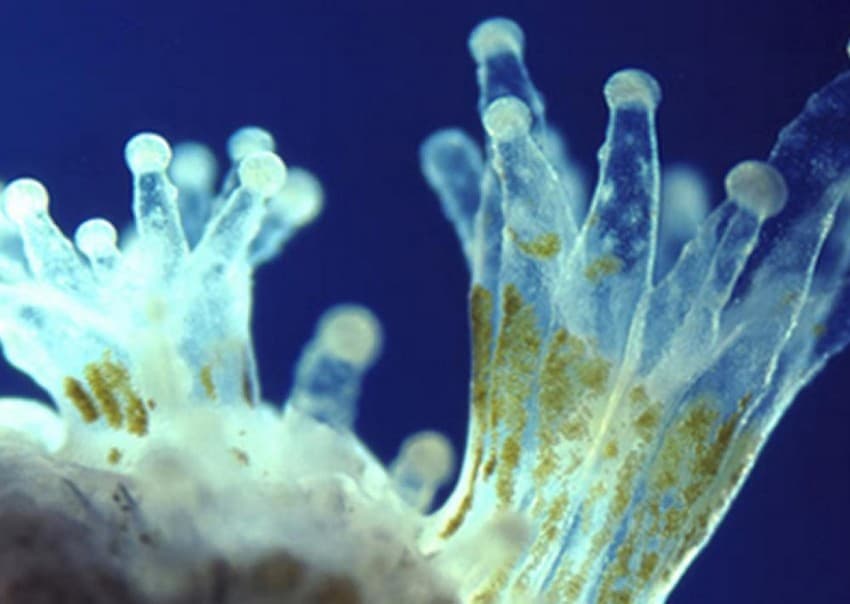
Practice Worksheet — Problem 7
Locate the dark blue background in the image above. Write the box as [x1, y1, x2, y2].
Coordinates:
[0, 1, 847, 601]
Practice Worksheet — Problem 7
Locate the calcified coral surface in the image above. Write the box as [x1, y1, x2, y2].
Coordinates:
[0, 17, 848, 604]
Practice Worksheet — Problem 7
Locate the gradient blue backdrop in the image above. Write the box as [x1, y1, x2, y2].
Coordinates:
[0, 1, 847, 601]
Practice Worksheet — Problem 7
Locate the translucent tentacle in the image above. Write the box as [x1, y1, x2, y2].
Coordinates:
[181, 150, 287, 407]
[390, 431, 454, 512]
[75, 218, 121, 279]
[125, 133, 188, 280]
[421, 129, 484, 266]
[169, 141, 218, 248]
[287, 305, 382, 430]
[656, 165, 709, 279]
[565, 69, 661, 363]
[469, 18, 546, 136]
[249, 167, 324, 266]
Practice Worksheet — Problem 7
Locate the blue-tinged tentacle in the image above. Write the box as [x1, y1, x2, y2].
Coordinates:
[126, 133, 189, 281]
[421, 128, 485, 267]
[564, 69, 661, 364]
[469, 18, 547, 137]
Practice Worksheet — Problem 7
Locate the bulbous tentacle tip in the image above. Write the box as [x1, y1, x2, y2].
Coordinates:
[421, 129, 465, 163]
[227, 126, 275, 162]
[604, 69, 662, 110]
[318, 305, 383, 367]
[3, 177, 49, 222]
[170, 142, 218, 191]
[124, 132, 172, 174]
[238, 151, 287, 197]
[469, 17, 525, 64]
[397, 431, 455, 485]
[391, 430, 455, 510]
[482, 95, 532, 141]
[74, 218, 118, 258]
[725, 160, 788, 219]
[275, 168, 324, 226]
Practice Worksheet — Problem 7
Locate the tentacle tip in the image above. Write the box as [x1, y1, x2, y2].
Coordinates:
[396, 431, 455, 485]
[725, 160, 788, 219]
[3, 178, 49, 222]
[238, 151, 287, 197]
[482, 96, 532, 141]
[74, 218, 118, 258]
[421, 128, 465, 159]
[420, 129, 470, 182]
[604, 69, 662, 110]
[318, 305, 383, 367]
[125, 133, 173, 175]
[468, 17, 525, 64]
[170, 142, 218, 191]
[227, 126, 275, 162]
[276, 168, 324, 226]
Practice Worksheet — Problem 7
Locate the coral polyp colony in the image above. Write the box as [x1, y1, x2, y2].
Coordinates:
[0, 17, 847, 604]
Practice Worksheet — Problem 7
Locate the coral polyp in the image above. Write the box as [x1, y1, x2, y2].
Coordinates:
[422, 18, 850, 602]
[0, 16, 848, 604]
